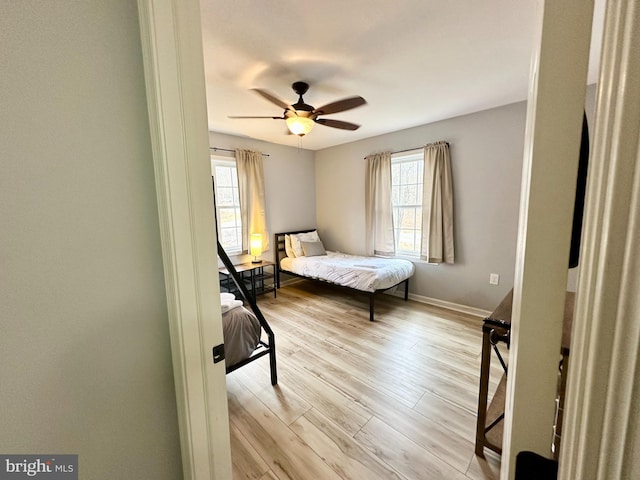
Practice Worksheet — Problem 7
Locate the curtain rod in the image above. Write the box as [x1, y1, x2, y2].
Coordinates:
[210, 147, 270, 157]
[363, 141, 449, 159]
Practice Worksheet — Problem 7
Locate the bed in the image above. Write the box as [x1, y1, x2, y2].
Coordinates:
[275, 229, 415, 321]
[218, 241, 277, 385]
[221, 294, 261, 364]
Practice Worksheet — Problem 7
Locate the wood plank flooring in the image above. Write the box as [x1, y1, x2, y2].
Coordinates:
[226, 281, 505, 480]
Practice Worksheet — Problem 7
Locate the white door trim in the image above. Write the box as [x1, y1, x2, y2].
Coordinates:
[137, 1, 231, 479]
[502, 1, 594, 478]
[560, 1, 640, 478]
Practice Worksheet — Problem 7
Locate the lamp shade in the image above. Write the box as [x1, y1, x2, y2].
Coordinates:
[250, 233, 263, 258]
[286, 116, 315, 136]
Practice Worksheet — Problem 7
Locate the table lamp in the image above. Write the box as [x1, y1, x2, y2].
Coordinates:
[250, 233, 263, 264]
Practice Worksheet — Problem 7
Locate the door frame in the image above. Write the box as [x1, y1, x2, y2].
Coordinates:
[501, 0, 594, 477]
[135, 0, 640, 479]
[137, 0, 231, 479]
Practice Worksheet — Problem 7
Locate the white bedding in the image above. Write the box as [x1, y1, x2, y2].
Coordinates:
[280, 251, 415, 292]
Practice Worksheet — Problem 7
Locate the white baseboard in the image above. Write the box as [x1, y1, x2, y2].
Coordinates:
[390, 290, 490, 318]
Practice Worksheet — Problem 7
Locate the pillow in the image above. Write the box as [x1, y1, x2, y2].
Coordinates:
[284, 234, 296, 258]
[220, 292, 236, 302]
[291, 230, 320, 257]
[301, 240, 327, 257]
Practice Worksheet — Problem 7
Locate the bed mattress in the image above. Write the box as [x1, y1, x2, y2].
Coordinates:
[280, 251, 415, 292]
[222, 305, 261, 367]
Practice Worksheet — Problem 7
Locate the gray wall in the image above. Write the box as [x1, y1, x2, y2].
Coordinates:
[209, 90, 597, 312]
[315, 103, 527, 311]
[314, 85, 597, 311]
[208, 131, 316, 263]
[0, 2, 182, 478]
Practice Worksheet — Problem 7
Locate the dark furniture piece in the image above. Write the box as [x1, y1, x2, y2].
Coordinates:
[219, 260, 276, 300]
[475, 288, 574, 457]
[515, 451, 558, 479]
[218, 242, 277, 385]
[274, 230, 411, 322]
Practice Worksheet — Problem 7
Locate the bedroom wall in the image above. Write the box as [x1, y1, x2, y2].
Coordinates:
[0, 2, 182, 479]
[313, 102, 522, 312]
[315, 85, 597, 312]
[207, 131, 316, 263]
[315, 103, 527, 312]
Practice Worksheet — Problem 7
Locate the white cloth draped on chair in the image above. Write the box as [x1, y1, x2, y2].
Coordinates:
[236, 149, 269, 252]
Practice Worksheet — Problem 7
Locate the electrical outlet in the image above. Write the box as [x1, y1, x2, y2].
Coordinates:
[489, 273, 500, 285]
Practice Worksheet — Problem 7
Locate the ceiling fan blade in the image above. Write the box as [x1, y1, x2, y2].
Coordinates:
[228, 115, 285, 119]
[251, 88, 292, 110]
[314, 96, 366, 115]
[315, 118, 361, 131]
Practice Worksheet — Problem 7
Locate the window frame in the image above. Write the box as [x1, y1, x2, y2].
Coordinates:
[211, 155, 243, 255]
[391, 149, 424, 259]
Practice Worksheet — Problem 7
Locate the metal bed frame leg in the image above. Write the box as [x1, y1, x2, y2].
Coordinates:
[369, 294, 375, 322]
[269, 341, 277, 385]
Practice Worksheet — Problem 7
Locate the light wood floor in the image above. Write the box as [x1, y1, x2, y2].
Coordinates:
[226, 281, 505, 480]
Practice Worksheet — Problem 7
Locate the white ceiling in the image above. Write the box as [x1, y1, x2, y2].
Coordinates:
[200, 0, 604, 151]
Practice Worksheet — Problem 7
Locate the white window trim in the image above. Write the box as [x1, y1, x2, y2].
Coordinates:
[211, 155, 243, 255]
[391, 149, 424, 260]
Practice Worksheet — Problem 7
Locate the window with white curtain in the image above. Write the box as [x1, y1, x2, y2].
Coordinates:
[211, 156, 243, 253]
[391, 150, 424, 257]
[366, 142, 453, 263]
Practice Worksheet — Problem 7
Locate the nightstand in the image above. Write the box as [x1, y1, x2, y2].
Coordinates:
[218, 260, 276, 300]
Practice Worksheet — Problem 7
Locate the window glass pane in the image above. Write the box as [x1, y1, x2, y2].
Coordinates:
[398, 185, 407, 204]
[396, 208, 407, 228]
[397, 229, 417, 253]
[391, 152, 424, 257]
[392, 163, 400, 184]
[215, 165, 232, 186]
[218, 207, 238, 227]
[212, 157, 243, 252]
[220, 227, 240, 247]
[217, 186, 234, 206]
[400, 162, 416, 184]
[403, 184, 418, 205]
[398, 207, 417, 229]
[392, 185, 400, 204]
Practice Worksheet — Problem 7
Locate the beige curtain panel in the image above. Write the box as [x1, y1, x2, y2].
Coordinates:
[236, 149, 269, 252]
[365, 152, 395, 256]
[421, 141, 454, 263]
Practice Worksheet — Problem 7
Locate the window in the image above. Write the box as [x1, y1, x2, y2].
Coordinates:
[391, 150, 424, 257]
[211, 156, 243, 253]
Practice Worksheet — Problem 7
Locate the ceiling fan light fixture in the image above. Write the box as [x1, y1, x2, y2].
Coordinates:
[231, 82, 364, 135]
[286, 116, 315, 136]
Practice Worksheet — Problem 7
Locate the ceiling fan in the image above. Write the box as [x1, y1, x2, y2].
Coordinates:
[229, 81, 367, 136]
